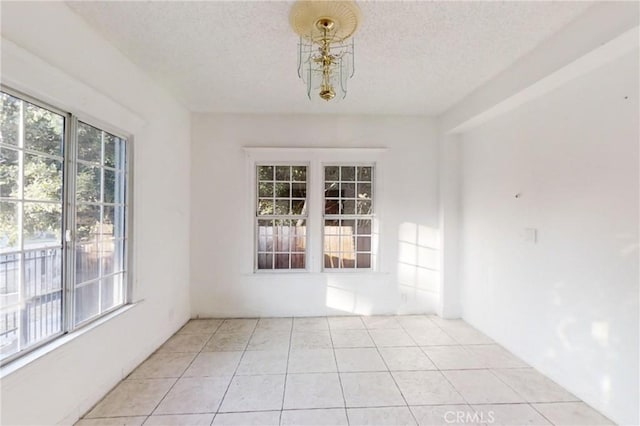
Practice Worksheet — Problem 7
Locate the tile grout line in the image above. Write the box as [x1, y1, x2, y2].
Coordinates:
[211, 319, 260, 424]
[327, 317, 353, 426]
[279, 318, 295, 425]
[143, 319, 225, 424]
[366, 318, 420, 425]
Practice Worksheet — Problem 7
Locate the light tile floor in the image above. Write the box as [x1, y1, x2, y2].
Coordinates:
[77, 316, 615, 426]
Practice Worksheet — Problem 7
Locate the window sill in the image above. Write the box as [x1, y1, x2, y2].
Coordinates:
[246, 271, 390, 276]
[0, 303, 139, 379]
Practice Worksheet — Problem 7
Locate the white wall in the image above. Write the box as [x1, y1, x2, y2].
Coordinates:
[191, 114, 441, 317]
[0, 3, 191, 425]
[458, 51, 639, 425]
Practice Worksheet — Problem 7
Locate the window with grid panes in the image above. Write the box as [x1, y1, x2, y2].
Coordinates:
[0, 88, 129, 365]
[323, 165, 373, 269]
[256, 165, 307, 270]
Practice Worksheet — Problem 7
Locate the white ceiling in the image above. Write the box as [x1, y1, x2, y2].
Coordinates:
[66, 1, 593, 116]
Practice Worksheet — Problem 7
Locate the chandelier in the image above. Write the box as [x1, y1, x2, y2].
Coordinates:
[290, 1, 361, 101]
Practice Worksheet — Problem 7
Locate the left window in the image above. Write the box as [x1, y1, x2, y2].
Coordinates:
[0, 88, 129, 365]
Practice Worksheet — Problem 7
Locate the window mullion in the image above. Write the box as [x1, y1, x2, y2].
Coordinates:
[63, 116, 78, 333]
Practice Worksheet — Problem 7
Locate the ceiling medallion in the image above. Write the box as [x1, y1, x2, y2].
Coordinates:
[290, 1, 362, 101]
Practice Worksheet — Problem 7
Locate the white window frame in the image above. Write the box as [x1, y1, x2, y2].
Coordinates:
[244, 147, 385, 274]
[254, 162, 310, 272]
[321, 162, 376, 271]
[0, 85, 133, 366]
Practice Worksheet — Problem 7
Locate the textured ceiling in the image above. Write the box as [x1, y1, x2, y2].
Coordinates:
[66, 1, 593, 115]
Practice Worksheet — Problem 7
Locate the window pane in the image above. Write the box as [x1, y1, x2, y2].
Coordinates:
[357, 166, 372, 181]
[325, 166, 339, 181]
[77, 122, 102, 164]
[357, 183, 372, 199]
[76, 164, 101, 203]
[76, 243, 99, 284]
[357, 236, 371, 252]
[275, 182, 290, 198]
[342, 200, 355, 215]
[275, 166, 290, 181]
[341, 166, 355, 181]
[291, 253, 305, 269]
[0, 146, 19, 198]
[0, 93, 20, 146]
[291, 183, 306, 198]
[76, 204, 101, 242]
[74, 281, 99, 324]
[357, 219, 372, 235]
[23, 202, 62, 248]
[101, 274, 124, 312]
[258, 166, 273, 181]
[258, 199, 274, 215]
[23, 248, 62, 298]
[356, 253, 371, 269]
[0, 202, 19, 252]
[341, 183, 355, 198]
[258, 182, 273, 197]
[274, 253, 290, 269]
[257, 253, 273, 269]
[357, 200, 372, 215]
[292, 166, 306, 182]
[274, 200, 289, 215]
[24, 103, 63, 157]
[102, 239, 125, 275]
[24, 154, 63, 202]
[104, 134, 125, 170]
[103, 170, 125, 204]
[291, 200, 306, 215]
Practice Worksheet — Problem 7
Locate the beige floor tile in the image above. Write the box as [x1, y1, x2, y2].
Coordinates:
[369, 329, 416, 347]
[219, 375, 285, 412]
[75, 418, 146, 426]
[379, 347, 436, 371]
[281, 409, 348, 426]
[492, 368, 579, 402]
[256, 317, 292, 332]
[177, 319, 223, 335]
[86, 379, 175, 418]
[143, 414, 215, 425]
[247, 330, 290, 351]
[236, 350, 288, 375]
[443, 370, 525, 404]
[284, 373, 345, 409]
[203, 332, 250, 352]
[212, 411, 280, 426]
[182, 352, 242, 377]
[422, 346, 486, 370]
[532, 402, 614, 425]
[362, 316, 403, 329]
[465, 345, 528, 369]
[472, 404, 551, 426]
[328, 316, 366, 330]
[288, 349, 337, 373]
[157, 334, 210, 353]
[406, 328, 457, 346]
[293, 317, 330, 331]
[331, 330, 375, 348]
[128, 352, 196, 379]
[396, 315, 438, 330]
[335, 348, 387, 372]
[291, 331, 332, 349]
[154, 376, 230, 414]
[438, 323, 493, 345]
[410, 405, 476, 426]
[217, 319, 257, 333]
[348, 407, 417, 426]
[392, 371, 465, 405]
[340, 372, 406, 407]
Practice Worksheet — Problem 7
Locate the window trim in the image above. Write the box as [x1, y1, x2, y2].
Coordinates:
[0, 85, 133, 367]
